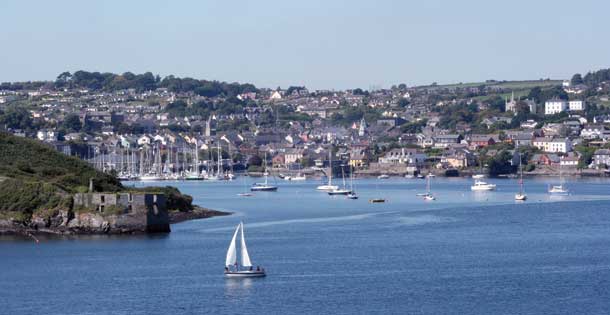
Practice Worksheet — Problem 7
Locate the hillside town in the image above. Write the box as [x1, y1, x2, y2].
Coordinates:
[3, 69, 610, 179]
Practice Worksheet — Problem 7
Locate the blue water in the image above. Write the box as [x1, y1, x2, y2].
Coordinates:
[2, 177, 610, 314]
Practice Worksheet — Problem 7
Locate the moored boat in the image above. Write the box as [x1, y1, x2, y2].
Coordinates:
[471, 180, 496, 191]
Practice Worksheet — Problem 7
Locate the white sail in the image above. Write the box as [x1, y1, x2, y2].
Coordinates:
[240, 223, 253, 267]
[225, 224, 240, 266]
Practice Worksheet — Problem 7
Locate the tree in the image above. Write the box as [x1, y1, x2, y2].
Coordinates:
[0, 107, 32, 130]
[62, 114, 82, 133]
[571, 73, 584, 85]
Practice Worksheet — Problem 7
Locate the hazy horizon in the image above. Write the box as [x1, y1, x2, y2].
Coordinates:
[1, 0, 609, 90]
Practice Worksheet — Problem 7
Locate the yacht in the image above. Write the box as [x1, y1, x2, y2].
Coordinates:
[471, 180, 496, 191]
[224, 222, 266, 278]
[549, 167, 569, 195]
[317, 149, 338, 191]
[421, 174, 436, 201]
[515, 153, 527, 201]
[346, 167, 358, 199]
[328, 165, 352, 195]
[251, 153, 277, 192]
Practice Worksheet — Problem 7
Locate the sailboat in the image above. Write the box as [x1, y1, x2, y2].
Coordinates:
[317, 149, 339, 191]
[548, 166, 569, 195]
[347, 166, 358, 199]
[251, 153, 278, 191]
[515, 153, 527, 201]
[420, 174, 436, 201]
[238, 174, 254, 197]
[328, 164, 352, 195]
[224, 222, 266, 278]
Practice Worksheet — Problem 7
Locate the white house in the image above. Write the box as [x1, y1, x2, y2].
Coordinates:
[568, 100, 585, 111]
[137, 135, 151, 146]
[270, 91, 283, 100]
[36, 129, 57, 142]
[378, 148, 427, 166]
[533, 137, 572, 153]
[581, 124, 606, 139]
[545, 100, 568, 115]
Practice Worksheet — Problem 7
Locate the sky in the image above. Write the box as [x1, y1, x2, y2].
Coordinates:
[1, 0, 609, 90]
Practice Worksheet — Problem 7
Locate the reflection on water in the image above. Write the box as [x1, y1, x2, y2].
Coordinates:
[224, 277, 257, 298]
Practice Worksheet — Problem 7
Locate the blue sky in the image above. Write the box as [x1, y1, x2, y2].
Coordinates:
[0, 0, 608, 89]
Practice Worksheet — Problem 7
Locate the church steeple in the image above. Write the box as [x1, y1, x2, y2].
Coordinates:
[358, 117, 366, 137]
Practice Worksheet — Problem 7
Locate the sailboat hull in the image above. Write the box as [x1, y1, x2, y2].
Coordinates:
[224, 271, 266, 278]
[250, 185, 278, 191]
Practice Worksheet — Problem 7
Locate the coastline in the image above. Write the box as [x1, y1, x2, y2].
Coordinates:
[0, 205, 231, 237]
[169, 206, 231, 224]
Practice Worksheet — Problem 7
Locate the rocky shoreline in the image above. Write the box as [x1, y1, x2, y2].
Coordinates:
[0, 206, 231, 237]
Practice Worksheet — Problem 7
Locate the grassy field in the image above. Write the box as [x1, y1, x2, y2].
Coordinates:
[419, 79, 562, 90]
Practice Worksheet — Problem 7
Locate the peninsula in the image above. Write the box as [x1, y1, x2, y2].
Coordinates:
[0, 132, 228, 236]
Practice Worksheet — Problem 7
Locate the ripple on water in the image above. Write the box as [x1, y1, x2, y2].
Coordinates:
[398, 214, 457, 226]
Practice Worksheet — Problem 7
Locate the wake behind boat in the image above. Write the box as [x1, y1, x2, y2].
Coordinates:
[224, 222, 266, 278]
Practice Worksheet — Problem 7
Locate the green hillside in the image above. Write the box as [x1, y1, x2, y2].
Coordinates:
[0, 132, 194, 222]
[0, 132, 122, 193]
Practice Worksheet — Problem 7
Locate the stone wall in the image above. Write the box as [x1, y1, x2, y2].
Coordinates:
[73, 192, 170, 233]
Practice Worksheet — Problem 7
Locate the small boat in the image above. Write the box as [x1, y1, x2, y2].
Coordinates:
[404, 174, 414, 179]
[346, 166, 358, 199]
[251, 153, 277, 192]
[237, 193, 254, 197]
[421, 174, 436, 201]
[472, 174, 485, 179]
[317, 184, 339, 191]
[416, 174, 424, 179]
[224, 222, 266, 278]
[515, 153, 527, 201]
[377, 174, 390, 179]
[549, 167, 569, 195]
[328, 165, 351, 195]
[471, 180, 496, 191]
[251, 183, 278, 192]
[139, 174, 162, 181]
[328, 189, 351, 195]
[369, 198, 386, 203]
[289, 174, 306, 181]
[548, 184, 569, 195]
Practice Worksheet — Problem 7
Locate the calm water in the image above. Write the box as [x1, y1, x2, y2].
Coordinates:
[2, 177, 610, 314]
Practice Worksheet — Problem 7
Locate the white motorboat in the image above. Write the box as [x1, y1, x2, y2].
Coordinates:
[472, 174, 485, 179]
[289, 174, 306, 181]
[548, 184, 569, 195]
[377, 174, 390, 179]
[471, 180, 496, 191]
[224, 222, 266, 278]
[139, 174, 162, 181]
